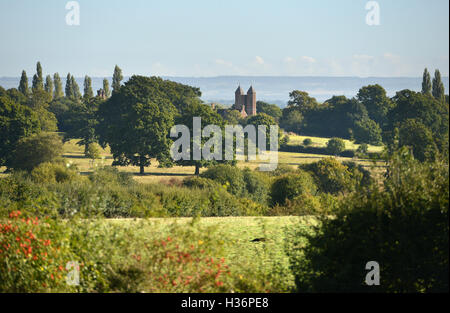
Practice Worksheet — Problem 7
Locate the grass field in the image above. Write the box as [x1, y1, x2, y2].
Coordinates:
[106, 215, 314, 292]
[58, 136, 385, 183]
[0, 133, 386, 183]
[286, 134, 384, 153]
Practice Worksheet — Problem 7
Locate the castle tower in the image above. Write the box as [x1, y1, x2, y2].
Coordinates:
[246, 86, 256, 116]
[234, 85, 245, 111]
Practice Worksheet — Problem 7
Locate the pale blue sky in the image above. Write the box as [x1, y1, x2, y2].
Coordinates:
[0, 0, 448, 77]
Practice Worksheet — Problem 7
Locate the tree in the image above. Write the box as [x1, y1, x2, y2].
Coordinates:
[103, 78, 111, 98]
[9, 132, 63, 172]
[53, 73, 64, 99]
[0, 94, 40, 167]
[174, 100, 225, 175]
[421, 68, 432, 95]
[71, 76, 81, 100]
[245, 113, 281, 147]
[353, 117, 382, 145]
[97, 75, 176, 174]
[280, 108, 303, 134]
[27, 90, 58, 132]
[64, 96, 102, 154]
[357, 84, 393, 126]
[398, 119, 437, 162]
[112, 65, 123, 94]
[256, 101, 282, 121]
[44, 75, 54, 99]
[83, 75, 94, 100]
[432, 69, 445, 102]
[222, 110, 243, 125]
[32, 62, 44, 92]
[387, 89, 448, 155]
[18, 70, 29, 96]
[288, 149, 448, 292]
[65, 73, 73, 99]
[287, 90, 319, 112]
[326, 138, 345, 156]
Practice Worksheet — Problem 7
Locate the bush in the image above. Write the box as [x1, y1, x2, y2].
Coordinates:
[326, 138, 346, 155]
[242, 168, 270, 205]
[0, 210, 75, 292]
[270, 171, 317, 206]
[182, 176, 222, 190]
[303, 138, 312, 146]
[301, 158, 356, 195]
[9, 132, 63, 172]
[287, 149, 449, 292]
[88, 166, 135, 187]
[31, 162, 79, 184]
[200, 164, 245, 197]
[85, 142, 101, 160]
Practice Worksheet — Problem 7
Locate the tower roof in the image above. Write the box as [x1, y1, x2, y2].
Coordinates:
[235, 85, 244, 94]
[247, 85, 255, 94]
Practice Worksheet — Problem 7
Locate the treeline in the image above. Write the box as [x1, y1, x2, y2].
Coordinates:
[262, 69, 448, 162]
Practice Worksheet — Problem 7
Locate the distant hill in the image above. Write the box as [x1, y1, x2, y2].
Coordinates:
[1, 76, 448, 107]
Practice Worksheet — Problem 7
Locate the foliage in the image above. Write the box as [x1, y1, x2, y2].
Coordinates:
[326, 138, 345, 155]
[287, 149, 449, 292]
[97, 75, 177, 174]
[0, 211, 74, 292]
[0, 93, 40, 166]
[200, 164, 245, 197]
[303, 138, 312, 146]
[270, 171, 317, 206]
[256, 101, 282, 121]
[9, 132, 63, 172]
[300, 158, 361, 195]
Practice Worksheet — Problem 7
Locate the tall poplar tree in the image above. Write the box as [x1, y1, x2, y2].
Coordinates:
[53, 73, 64, 99]
[83, 75, 94, 99]
[65, 73, 73, 99]
[18, 70, 29, 96]
[432, 69, 445, 102]
[32, 61, 44, 92]
[44, 75, 54, 99]
[71, 75, 81, 100]
[112, 65, 123, 94]
[421, 68, 432, 95]
[103, 78, 111, 98]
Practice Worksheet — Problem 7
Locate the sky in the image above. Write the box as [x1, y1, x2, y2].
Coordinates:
[0, 0, 448, 77]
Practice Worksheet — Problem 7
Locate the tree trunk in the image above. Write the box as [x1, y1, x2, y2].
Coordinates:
[140, 163, 145, 175]
[194, 164, 200, 176]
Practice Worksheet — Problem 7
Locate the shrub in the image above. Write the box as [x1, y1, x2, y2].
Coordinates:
[201, 164, 245, 197]
[326, 138, 346, 155]
[106, 220, 232, 292]
[242, 168, 270, 205]
[0, 210, 74, 292]
[85, 142, 101, 160]
[301, 158, 355, 195]
[182, 176, 222, 190]
[303, 138, 312, 146]
[31, 162, 78, 184]
[88, 166, 135, 187]
[9, 133, 63, 172]
[270, 171, 317, 206]
[287, 149, 449, 292]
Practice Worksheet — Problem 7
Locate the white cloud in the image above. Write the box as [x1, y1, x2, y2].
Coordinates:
[215, 59, 233, 67]
[300, 56, 316, 63]
[255, 56, 265, 65]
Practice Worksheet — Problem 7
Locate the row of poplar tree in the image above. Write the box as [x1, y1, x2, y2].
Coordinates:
[17, 62, 124, 100]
